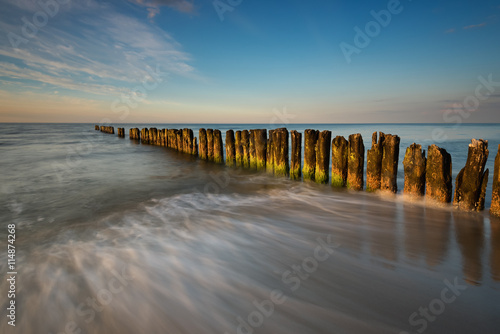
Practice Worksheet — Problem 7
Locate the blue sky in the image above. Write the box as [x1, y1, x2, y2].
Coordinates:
[0, 0, 499, 123]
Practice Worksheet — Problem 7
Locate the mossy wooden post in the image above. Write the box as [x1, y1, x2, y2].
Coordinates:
[141, 128, 149, 144]
[192, 137, 198, 155]
[426, 145, 453, 203]
[454, 139, 489, 211]
[331, 136, 348, 187]
[241, 130, 250, 168]
[290, 130, 301, 180]
[315, 130, 331, 184]
[226, 130, 236, 167]
[249, 130, 257, 169]
[213, 130, 223, 164]
[491, 145, 500, 217]
[303, 129, 319, 181]
[95, 125, 99, 131]
[175, 130, 183, 152]
[347, 133, 364, 191]
[403, 143, 426, 197]
[199, 129, 207, 160]
[381, 134, 400, 193]
[207, 129, 214, 161]
[254, 129, 267, 171]
[273, 128, 289, 177]
[235, 131, 243, 167]
[266, 130, 275, 173]
[366, 132, 385, 192]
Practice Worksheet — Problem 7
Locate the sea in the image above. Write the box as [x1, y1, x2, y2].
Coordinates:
[1, 123, 499, 334]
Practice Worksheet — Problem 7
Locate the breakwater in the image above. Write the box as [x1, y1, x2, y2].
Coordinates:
[95, 125, 500, 216]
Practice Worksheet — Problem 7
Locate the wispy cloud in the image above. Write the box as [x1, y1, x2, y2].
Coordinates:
[128, 0, 195, 18]
[463, 22, 487, 30]
[0, 0, 195, 97]
[444, 28, 455, 34]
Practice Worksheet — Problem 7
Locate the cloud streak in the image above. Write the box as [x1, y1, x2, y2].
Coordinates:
[128, 0, 195, 18]
[463, 22, 487, 30]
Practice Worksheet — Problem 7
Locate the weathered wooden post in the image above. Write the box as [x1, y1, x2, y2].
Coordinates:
[150, 128, 158, 145]
[491, 145, 500, 217]
[347, 133, 364, 191]
[272, 128, 289, 177]
[235, 131, 243, 167]
[95, 125, 99, 131]
[266, 130, 275, 173]
[366, 132, 385, 192]
[249, 130, 257, 169]
[207, 129, 214, 161]
[175, 129, 182, 151]
[290, 130, 301, 180]
[192, 137, 198, 155]
[226, 130, 236, 167]
[141, 128, 149, 144]
[315, 130, 331, 184]
[214, 130, 224, 164]
[182, 128, 193, 153]
[425, 145, 453, 203]
[199, 129, 207, 160]
[403, 143, 426, 197]
[331, 136, 348, 187]
[381, 134, 400, 193]
[454, 139, 489, 211]
[254, 129, 267, 171]
[303, 129, 319, 181]
[241, 130, 250, 168]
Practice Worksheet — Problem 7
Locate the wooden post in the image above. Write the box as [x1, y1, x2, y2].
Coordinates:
[454, 139, 489, 211]
[347, 133, 364, 191]
[381, 134, 400, 193]
[303, 129, 319, 181]
[226, 130, 236, 167]
[266, 130, 274, 173]
[290, 130, 301, 180]
[207, 129, 214, 161]
[315, 130, 331, 184]
[141, 128, 149, 144]
[241, 130, 250, 168]
[273, 128, 289, 177]
[254, 129, 267, 171]
[331, 136, 348, 187]
[214, 130, 224, 164]
[366, 132, 385, 192]
[192, 137, 198, 156]
[199, 129, 207, 160]
[491, 145, 500, 217]
[149, 128, 157, 145]
[403, 143, 426, 197]
[95, 125, 99, 131]
[425, 145, 453, 203]
[235, 131, 243, 167]
[249, 130, 257, 169]
[175, 129, 182, 151]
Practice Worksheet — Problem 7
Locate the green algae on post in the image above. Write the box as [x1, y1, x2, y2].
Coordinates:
[290, 130, 301, 180]
[272, 128, 289, 177]
[331, 135, 348, 188]
[347, 133, 364, 191]
[491, 145, 500, 217]
[315, 130, 331, 184]
[241, 130, 250, 168]
[303, 129, 319, 181]
[266, 130, 274, 173]
[254, 129, 267, 171]
[213, 129, 224, 164]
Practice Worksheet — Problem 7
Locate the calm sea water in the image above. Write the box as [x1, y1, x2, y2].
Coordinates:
[1, 123, 500, 334]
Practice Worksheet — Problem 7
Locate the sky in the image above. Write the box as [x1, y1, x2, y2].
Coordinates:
[0, 0, 499, 123]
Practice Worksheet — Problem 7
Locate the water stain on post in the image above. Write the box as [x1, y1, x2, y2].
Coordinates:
[366, 132, 385, 192]
[303, 129, 319, 181]
[454, 139, 489, 212]
[347, 133, 364, 191]
[403, 143, 426, 197]
[381, 134, 400, 193]
[315, 130, 331, 184]
[331, 136, 348, 187]
[213, 130, 224, 164]
[491, 145, 500, 217]
[425, 144, 453, 204]
[226, 130, 236, 167]
[290, 130, 302, 180]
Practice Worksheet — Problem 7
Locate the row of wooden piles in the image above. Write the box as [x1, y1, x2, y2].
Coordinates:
[95, 125, 500, 217]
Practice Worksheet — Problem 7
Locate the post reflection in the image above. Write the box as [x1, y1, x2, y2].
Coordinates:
[454, 212, 484, 286]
